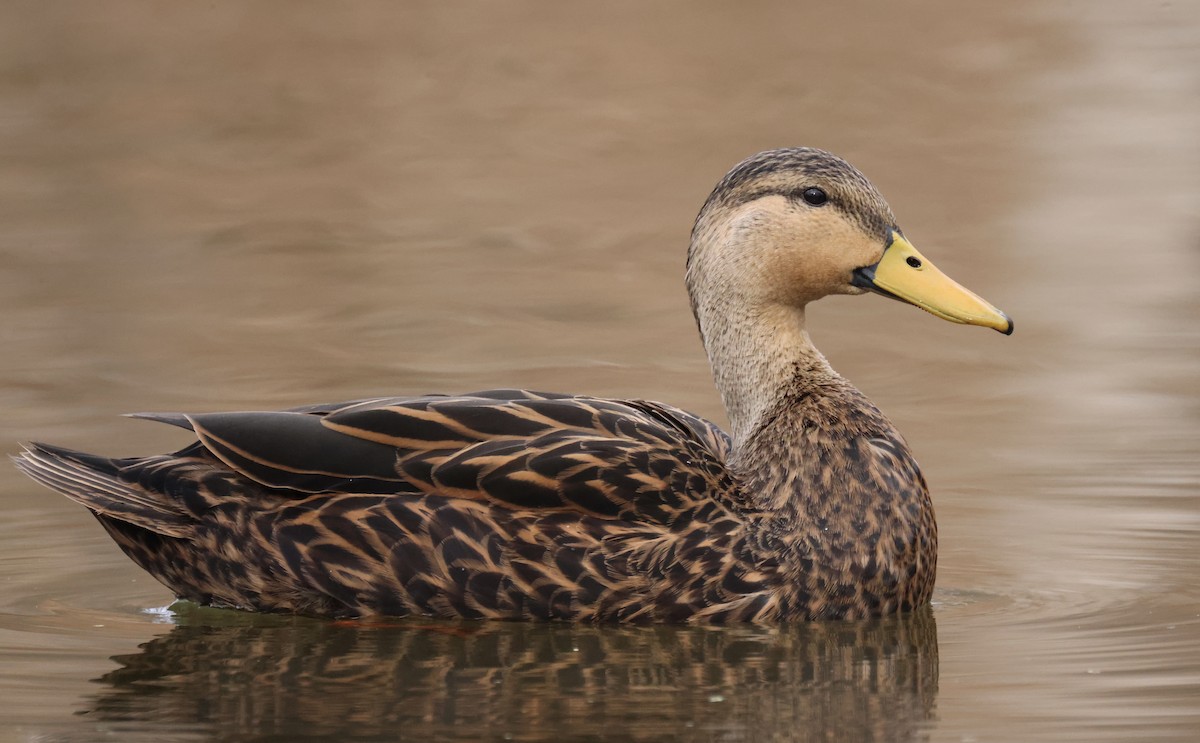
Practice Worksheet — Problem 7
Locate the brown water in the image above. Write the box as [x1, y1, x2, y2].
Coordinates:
[1, 2, 1198, 741]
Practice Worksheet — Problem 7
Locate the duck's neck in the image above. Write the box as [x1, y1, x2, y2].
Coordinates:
[695, 288, 936, 615]
[701, 301, 838, 451]
[700, 299, 907, 516]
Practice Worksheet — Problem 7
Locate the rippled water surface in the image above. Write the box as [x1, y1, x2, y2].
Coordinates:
[2, 2, 1198, 742]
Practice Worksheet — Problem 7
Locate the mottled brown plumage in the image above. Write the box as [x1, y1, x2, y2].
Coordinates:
[14, 148, 1011, 622]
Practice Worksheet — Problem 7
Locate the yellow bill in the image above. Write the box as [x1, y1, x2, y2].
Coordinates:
[853, 231, 1013, 334]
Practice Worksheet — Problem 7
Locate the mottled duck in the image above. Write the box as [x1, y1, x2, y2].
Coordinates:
[15, 148, 1012, 622]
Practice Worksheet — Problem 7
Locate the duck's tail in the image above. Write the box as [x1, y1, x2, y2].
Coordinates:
[12, 443, 193, 538]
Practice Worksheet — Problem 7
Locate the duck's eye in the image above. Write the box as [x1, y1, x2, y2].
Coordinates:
[801, 187, 828, 206]
[906, 256, 923, 268]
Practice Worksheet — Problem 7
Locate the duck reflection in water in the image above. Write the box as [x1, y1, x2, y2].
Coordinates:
[84, 604, 938, 742]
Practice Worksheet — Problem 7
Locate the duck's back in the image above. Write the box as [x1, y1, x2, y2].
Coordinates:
[16, 389, 781, 622]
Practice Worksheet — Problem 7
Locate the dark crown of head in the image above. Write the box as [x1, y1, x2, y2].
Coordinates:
[698, 148, 896, 241]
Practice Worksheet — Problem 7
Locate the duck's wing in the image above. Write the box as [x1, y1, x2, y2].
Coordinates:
[134, 389, 738, 523]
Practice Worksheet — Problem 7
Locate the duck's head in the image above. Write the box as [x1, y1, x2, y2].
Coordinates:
[687, 147, 1012, 335]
